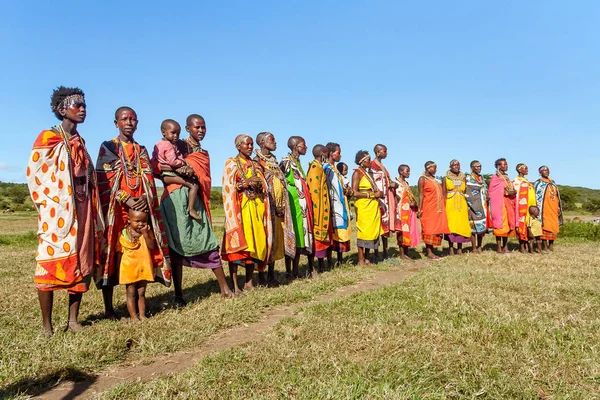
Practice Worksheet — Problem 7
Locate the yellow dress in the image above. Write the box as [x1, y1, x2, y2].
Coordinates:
[354, 175, 384, 241]
[117, 229, 155, 285]
[444, 176, 472, 238]
[240, 161, 268, 262]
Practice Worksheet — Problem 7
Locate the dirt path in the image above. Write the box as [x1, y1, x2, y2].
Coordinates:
[41, 261, 427, 399]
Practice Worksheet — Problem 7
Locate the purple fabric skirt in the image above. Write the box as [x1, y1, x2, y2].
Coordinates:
[170, 248, 222, 269]
[447, 234, 471, 244]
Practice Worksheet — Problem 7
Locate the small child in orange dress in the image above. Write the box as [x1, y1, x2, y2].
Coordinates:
[116, 208, 156, 321]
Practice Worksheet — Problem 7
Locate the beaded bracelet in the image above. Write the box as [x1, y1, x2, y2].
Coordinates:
[116, 190, 131, 203]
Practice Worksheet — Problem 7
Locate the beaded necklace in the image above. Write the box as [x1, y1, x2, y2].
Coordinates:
[496, 170, 512, 189]
[358, 167, 378, 191]
[117, 139, 142, 191]
[372, 159, 392, 184]
[396, 177, 417, 205]
[542, 177, 557, 200]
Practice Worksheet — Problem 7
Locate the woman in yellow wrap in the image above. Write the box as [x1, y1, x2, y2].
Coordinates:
[442, 160, 472, 255]
[352, 150, 384, 265]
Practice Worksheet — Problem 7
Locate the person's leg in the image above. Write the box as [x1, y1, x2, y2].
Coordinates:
[542, 239, 548, 251]
[102, 286, 118, 320]
[186, 182, 202, 221]
[536, 238, 543, 253]
[477, 234, 484, 252]
[519, 240, 527, 253]
[426, 244, 436, 259]
[266, 261, 278, 285]
[357, 247, 367, 265]
[495, 236, 503, 253]
[258, 269, 268, 286]
[307, 254, 315, 276]
[67, 292, 84, 331]
[171, 259, 186, 305]
[456, 243, 463, 255]
[548, 240, 555, 251]
[229, 262, 240, 293]
[448, 239, 455, 256]
[337, 249, 343, 266]
[470, 235, 477, 253]
[373, 249, 380, 263]
[291, 254, 300, 278]
[317, 257, 325, 273]
[137, 282, 148, 320]
[327, 248, 334, 270]
[125, 284, 139, 320]
[382, 236, 389, 259]
[502, 237, 509, 253]
[212, 267, 233, 297]
[37, 290, 53, 336]
[243, 264, 255, 290]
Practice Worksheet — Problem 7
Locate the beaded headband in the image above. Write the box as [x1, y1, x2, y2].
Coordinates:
[449, 159, 459, 167]
[517, 164, 528, 172]
[235, 134, 251, 147]
[59, 94, 85, 110]
[258, 132, 273, 145]
[425, 162, 436, 169]
[358, 154, 370, 165]
[538, 165, 548, 172]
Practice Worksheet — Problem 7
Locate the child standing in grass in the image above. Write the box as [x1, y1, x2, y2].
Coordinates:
[116, 207, 156, 321]
[527, 205, 543, 254]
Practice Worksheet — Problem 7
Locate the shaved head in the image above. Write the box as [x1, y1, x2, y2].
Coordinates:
[161, 119, 180, 132]
[186, 114, 204, 127]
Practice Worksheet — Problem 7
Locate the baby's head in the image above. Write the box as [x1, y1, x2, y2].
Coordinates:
[337, 162, 348, 176]
[128, 208, 149, 233]
[161, 119, 181, 144]
[529, 205, 539, 218]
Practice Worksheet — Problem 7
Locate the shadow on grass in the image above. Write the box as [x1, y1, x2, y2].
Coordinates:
[0, 366, 97, 400]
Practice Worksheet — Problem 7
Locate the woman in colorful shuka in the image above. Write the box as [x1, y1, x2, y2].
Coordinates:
[513, 163, 537, 253]
[417, 161, 449, 259]
[534, 165, 563, 251]
[280, 136, 314, 278]
[488, 158, 516, 253]
[465, 160, 491, 253]
[394, 164, 421, 259]
[254, 131, 295, 286]
[157, 115, 232, 304]
[442, 160, 472, 255]
[27, 86, 104, 335]
[324, 142, 352, 266]
[307, 144, 333, 273]
[352, 150, 384, 265]
[96, 107, 171, 315]
[371, 144, 398, 260]
[222, 135, 272, 292]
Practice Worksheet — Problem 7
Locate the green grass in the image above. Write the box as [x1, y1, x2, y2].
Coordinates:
[99, 241, 600, 399]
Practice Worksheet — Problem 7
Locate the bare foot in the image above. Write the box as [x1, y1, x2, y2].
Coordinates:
[66, 320, 84, 332]
[243, 282, 255, 291]
[457, 249, 463, 255]
[266, 279, 280, 288]
[139, 315, 148, 321]
[427, 255, 441, 260]
[189, 209, 203, 222]
[401, 255, 412, 261]
[310, 270, 319, 278]
[232, 290, 246, 297]
[42, 324, 54, 337]
[174, 296, 187, 307]
[104, 310, 119, 321]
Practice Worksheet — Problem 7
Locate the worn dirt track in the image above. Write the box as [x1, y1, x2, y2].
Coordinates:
[41, 261, 427, 399]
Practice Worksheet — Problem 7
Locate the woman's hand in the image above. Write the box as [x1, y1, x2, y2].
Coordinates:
[126, 194, 148, 212]
[374, 190, 384, 199]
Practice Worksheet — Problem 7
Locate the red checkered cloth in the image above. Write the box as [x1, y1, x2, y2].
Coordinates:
[422, 233, 442, 246]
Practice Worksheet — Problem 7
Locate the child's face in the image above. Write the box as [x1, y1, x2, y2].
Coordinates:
[162, 122, 181, 143]
[529, 207, 539, 218]
[341, 165, 348, 176]
[186, 117, 206, 142]
[128, 210, 149, 233]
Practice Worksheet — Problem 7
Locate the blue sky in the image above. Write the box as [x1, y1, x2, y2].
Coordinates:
[1, 1, 598, 188]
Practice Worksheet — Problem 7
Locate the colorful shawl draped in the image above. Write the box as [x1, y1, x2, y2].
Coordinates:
[534, 178, 563, 234]
[371, 160, 397, 234]
[324, 162, 351, 244]
[281, 156, 314, 253]
[96, 139, 171, 287]
[395, 178, 421, 247]
[183, 145, 213, 222]
[222, 156, 272, 267]
[307, 160, 332, 253]
[465, 173, 491, 234]
[27, 128, 104, 291]
[255, 151, 296, 260]
[513, 176, 537, 241]
[488, 173, 516, 236]
[419, 176, 450, 236]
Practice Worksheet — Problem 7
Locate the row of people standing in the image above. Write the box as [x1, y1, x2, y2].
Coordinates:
[417, 158, 563, 258]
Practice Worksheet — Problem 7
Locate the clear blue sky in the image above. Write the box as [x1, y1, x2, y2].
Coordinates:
[1, 1, 598, 188]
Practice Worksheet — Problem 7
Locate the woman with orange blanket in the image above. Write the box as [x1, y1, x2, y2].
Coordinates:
[222, 135, 272, 292]
[417, 161, 449, 259]
[395, 164, 421, 259]
[27, 86, 105, 335]
[97, 107, 171, 315]
[513, 163, 537, 253]
[156, 115, 232, 304]
[534, 165, 563, 251]
[488, 158, 516, 253]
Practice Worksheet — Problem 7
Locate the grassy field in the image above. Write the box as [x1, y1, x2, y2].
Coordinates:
[100, 240, 600, 399]
[1, 211, 600, 399]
